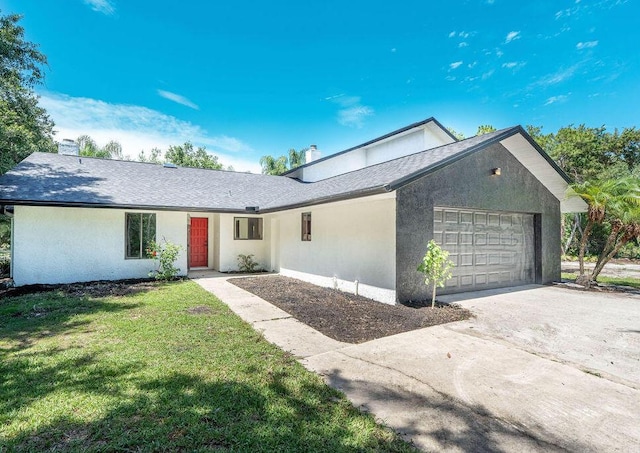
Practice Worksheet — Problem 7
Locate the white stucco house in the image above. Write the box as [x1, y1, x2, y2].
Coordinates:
[0, 117, 586, 303]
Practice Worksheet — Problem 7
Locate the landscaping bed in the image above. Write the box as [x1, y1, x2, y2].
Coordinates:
[230, 275, 472, 343]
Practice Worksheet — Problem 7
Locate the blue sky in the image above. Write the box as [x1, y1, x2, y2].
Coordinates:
[1, 0, 638, 172]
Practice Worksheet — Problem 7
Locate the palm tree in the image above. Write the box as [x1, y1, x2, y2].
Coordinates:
[259, 155, 288, 175]
[572, 177, 640, 286]
[288, 148, 307, 169]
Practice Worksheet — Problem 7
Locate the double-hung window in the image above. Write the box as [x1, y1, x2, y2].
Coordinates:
[126, 213, 156, 258]
[301, 212, 311, 241]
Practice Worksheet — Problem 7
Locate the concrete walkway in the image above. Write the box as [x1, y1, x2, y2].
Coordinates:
[193, 274, 640, 453]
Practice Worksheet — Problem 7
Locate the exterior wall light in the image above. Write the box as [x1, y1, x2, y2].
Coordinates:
[492, 167, 502, 176]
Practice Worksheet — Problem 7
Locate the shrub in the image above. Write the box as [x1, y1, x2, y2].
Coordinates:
[237, 254, 260, 273]
[147, 239, 182, 280]
[0, 254, 9, 277]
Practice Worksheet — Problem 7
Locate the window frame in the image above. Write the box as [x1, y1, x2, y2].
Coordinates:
[125, 212, 156, 259]
[233, 217, 263, 240]
[301, 212, 311, 241]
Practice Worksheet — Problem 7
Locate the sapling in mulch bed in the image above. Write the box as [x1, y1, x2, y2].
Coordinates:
[417, 239, 455, 307]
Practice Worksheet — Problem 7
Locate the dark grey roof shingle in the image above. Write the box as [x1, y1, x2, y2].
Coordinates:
[0, 127, 518, 212]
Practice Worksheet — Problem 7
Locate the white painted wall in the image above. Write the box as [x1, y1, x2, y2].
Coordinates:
[274, 193, 397, 303]
[365, 130, 425, 166]
[217, 214, 271, 271]
[212, 213, 221, 270]
[302, 148, 366, 182]
[12, 206, 188, 285]
[297, 122, 453, 182]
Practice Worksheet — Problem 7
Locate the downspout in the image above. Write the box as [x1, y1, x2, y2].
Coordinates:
[10, 215, 14, 279]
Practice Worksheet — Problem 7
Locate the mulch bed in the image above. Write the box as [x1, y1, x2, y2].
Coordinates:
[229, 275, 472, 343]
[0, 279, 162, 299]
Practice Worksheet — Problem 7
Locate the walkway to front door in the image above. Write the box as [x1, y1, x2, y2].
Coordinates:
[189, 217, 208, 267]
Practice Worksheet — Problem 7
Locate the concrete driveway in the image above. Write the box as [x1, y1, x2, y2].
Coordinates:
[440, 285, 640, 389]
[196, 277, 640, 452]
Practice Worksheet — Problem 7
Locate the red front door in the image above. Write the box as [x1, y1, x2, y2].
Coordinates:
[190, 217, 208, 267]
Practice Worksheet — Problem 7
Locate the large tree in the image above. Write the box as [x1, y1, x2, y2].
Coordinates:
[164, 142, 223, 170]
[0, 12, 55, 175]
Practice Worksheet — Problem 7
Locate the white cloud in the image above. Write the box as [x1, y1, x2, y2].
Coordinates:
[482, 70, 495, 80]
[449, 61, 463, 69]
[544, 94, 569, 105]
[502, 61, 526, 70]
[326, 94, 374, 128]
[157, 89, 199, 110]
[449, 30, 472, 39]
[505, 31, 521, 43]
[338, 106, 374, 128]
[486, 0, 495, 4]
[533, 64, 579, 87]
[576, 40, 598, 49]
[38, 92, 261, 172]
[556, 0, 627, 20]
[458, 42, 469, 48]
[83, 0, 115, 15]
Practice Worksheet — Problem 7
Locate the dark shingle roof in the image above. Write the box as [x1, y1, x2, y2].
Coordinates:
[0, 127, 519, 213]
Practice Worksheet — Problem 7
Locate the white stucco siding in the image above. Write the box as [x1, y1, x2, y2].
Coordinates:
[365, 130, 426, 166]
[302, 148, 366, 182]
[217, 214, 270, 271]
[275, 194, 396, 303]
[12, 206, 188, 286]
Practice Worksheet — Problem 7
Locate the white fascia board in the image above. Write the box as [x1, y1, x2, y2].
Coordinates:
[500, 134, 588, 213]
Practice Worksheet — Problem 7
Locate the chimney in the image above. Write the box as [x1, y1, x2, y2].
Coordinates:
[58, 139, 79, 156]
[305, 144, 321, 164]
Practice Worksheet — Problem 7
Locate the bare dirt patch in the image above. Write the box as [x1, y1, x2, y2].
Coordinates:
[185, 305, 213, 315]
[230, 275, 472, 343]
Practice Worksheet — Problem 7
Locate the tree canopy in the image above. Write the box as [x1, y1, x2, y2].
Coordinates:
[260, 148, 307, 175]
[76, 135, 124, 159]
[0, 11, 56, 175]
[164, 142, 224, 170]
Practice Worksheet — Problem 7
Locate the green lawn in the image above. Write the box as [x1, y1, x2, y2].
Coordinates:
[561, 272, 640, 289]
[0, 281, 416, 452]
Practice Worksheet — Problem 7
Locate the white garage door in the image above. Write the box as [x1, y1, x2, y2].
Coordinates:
[434, 207, 535, 292]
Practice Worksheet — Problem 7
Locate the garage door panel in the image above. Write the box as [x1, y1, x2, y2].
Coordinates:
[435, 207, 535, 293]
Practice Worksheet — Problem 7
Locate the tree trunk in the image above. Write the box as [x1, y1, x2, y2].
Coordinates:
[591, 238, 628, 281]
[578, 220, 595, 277]
[563, 214, 580, 255]
[593, 230, 620, 273]
[431, 284, 437, 308]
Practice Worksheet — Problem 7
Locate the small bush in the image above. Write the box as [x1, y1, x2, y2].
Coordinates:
[237, 254, 260, 273]
[147, 239, 182, 280]
[0, 254, 10, 277]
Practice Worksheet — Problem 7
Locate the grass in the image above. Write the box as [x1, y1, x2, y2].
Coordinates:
[0, 281, 416, 452]
[561, 272, 640, 289]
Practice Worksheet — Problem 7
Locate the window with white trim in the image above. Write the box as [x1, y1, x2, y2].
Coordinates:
[234, 217, 263, 240]
[125, 213, 156, 259]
